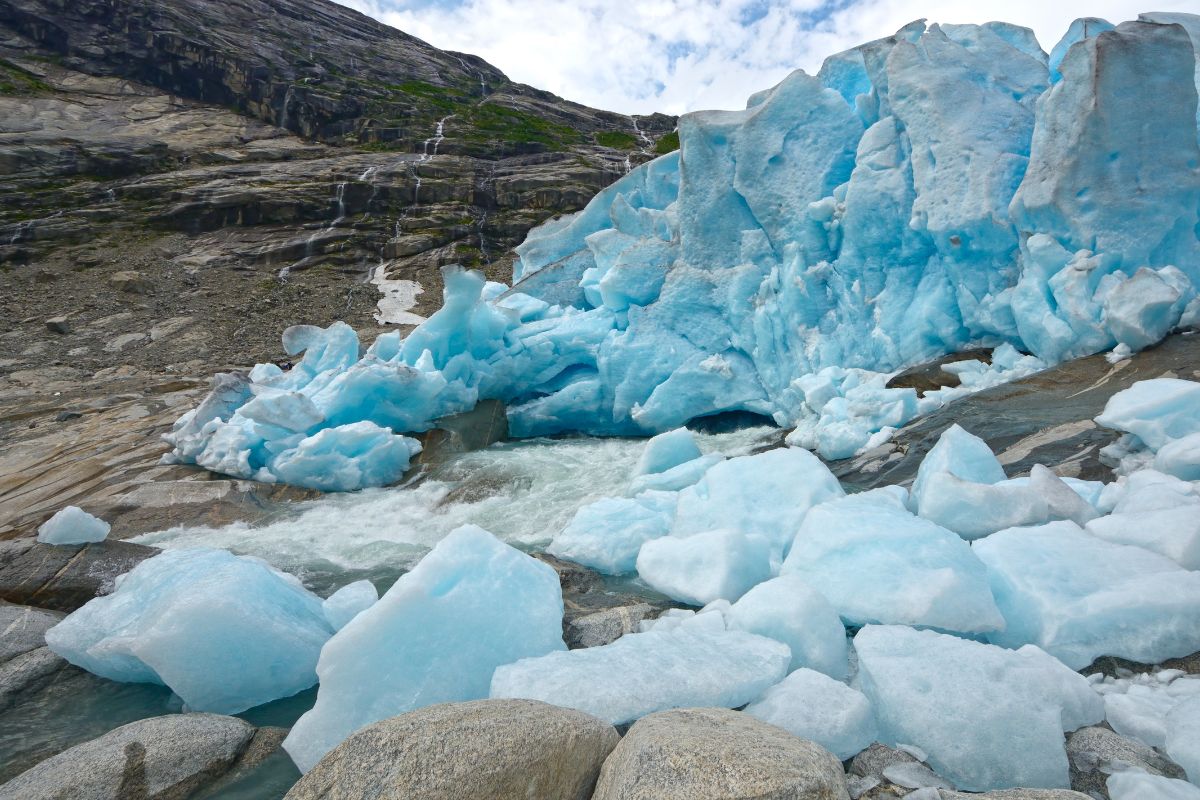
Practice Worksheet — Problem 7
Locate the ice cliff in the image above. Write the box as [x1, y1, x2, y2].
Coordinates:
[165, 13, 1200, 490]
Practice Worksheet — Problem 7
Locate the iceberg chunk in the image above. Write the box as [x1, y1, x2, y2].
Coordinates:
[37, 506, 110, 545]
[490, 626, 789, 726]
[283, 526, 565, 773]
[548, 494, 674, 575]
[1107, 771, 1200, 800]
[45, 548, 332, 714]
[973, 521, 1200, 669]
[727, 574, 848, 678]
[1167, 696, 1200, 787]
[744, 668, 878, 760]
[909, 424, 1006, 515]
[672, 447, 844, 557]
[1096, 379, 1200, 451]
[270, 421, 422, 492]
[1156, 433, 1200, 481]
[321, 580, 379, 632]
[854, 625, 1103, 791]
[782, 489, 1004, 635]
[634, 427, 703, 475]
[636, 529, 772, 606]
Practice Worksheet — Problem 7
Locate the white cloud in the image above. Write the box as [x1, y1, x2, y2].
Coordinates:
[335, 0, 1197, 115]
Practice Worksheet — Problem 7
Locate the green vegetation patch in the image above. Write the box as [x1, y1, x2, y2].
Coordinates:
[595, 130, 638, 150]
[461, 102, 582, 149]
[0, 60, 53, 96]
[654, 130, 680, 155]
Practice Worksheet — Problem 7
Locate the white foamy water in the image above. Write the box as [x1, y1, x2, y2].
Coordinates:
[133, 427, 779, 584]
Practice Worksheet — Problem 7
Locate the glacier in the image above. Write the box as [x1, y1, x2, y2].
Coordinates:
[161, 13, 1200, 488]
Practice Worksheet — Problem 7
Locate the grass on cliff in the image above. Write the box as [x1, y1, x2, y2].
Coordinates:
[654, 131, 680, 154]
[461, 102, 582, 149]
[595, 131, 639, 150]
[0, 60, 54, 96]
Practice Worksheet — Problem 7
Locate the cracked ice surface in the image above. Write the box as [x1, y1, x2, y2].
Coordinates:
[164, 15, 1200, 489]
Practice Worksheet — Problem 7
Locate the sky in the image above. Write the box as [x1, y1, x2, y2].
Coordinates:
[333, 0, 1197, 115]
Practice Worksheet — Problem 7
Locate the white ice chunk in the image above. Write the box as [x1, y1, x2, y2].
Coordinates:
[854, 625, 1104, 792]
[270, 421, 422, 492]
[490, 626, 790, 725]
[782, 489, 1004, 635]
[635, 427, 703, 475]
[1096, 379, 1200, 451]
[672, 448, 844, 557]
[45, 548, 332, 714]
[636, 529, 772, 606]
[548, 493, 674, 575]
[283, 525, 566, 772]
[744, 668, 878, 760]
[974, 521, 1200, 669]
[1156, 433, 1200, 481]
[909, 424, 1006, 515]
[1087, 505, 1200, 570]
[1107, 771, 1200, 800]
[628, 453, 723, 495]
[321, 580, 379, 632]
[37, 506, 110, 545]
[727, 574, 848, 678]
[1167, 696, 1200, 787]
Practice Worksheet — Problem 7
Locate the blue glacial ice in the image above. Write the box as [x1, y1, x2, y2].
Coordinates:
[44, 548, 333, 714]
[781, 488, 1005, 635]
[973, 521, 1200, 669]
[321, 579, 378, 631]
[1107, 771, 1200, 800]
[1092, 669, 1200, 751]
[489, 625, 790, 726]
[163, 15, 1200, 486]
[282, 525, 566, 772]
[744, 668, 878, 760]
[854, 625, 1103, 791]
[726, 574, 848, 678]
[547, 492, 674, 575]
[36, 506, 110, 545]
[636, 528, 773, 606]
[1168, 695, 1200, 786]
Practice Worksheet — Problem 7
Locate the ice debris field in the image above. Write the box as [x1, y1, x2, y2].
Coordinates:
[31, 9, 1200, 795]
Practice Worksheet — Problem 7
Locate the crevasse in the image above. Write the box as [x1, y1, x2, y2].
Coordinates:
[164, 14, 1200, 490]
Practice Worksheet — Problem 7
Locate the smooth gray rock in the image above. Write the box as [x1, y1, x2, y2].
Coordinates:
[0, 601, 64, 663]
[566, 604, 658, 649]
[849, 742, 920, 779]
[0, 713, 256, 800]
[1067, 725, 1186, 798]
[285, 699, 619, 800]
[0, 645, 68, 711]
[592, 707, 850, 800]
[0, 540, 157, 611]
[936, 790, 1093, 799]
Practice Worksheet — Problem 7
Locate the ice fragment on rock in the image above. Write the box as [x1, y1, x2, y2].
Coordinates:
[37, 506, 110, 545]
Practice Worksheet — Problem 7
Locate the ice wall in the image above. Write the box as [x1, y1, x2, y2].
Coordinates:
[165, 14, 1200, 489]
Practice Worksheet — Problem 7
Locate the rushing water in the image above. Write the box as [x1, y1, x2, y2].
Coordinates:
[133, 426, 780, 594]
[4, 427, 777, 797]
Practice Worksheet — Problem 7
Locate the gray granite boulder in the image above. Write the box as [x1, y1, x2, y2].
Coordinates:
[592, 707, 849, 800]
[285, 699, 618, 800]
[0, 713, 256, 800]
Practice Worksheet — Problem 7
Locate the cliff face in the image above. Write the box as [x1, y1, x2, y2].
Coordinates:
[0, 0, 676, 379]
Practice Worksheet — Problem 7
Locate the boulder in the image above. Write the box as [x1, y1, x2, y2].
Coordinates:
[0, 602, 70, 710]
[0, 540, 157, 612]
[0, 713, 256, 800]
[566, 603, 659, 649]
[591, 707, 849, 800]
[285, 699, 618, 800]
[108, 271, 152, 294]
[1066, 726, 1186, 798]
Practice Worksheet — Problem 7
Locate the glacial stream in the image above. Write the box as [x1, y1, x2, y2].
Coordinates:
[2, 426, 781, 798]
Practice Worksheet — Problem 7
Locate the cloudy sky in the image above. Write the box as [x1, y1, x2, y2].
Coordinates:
[333, 0, 1195, 115]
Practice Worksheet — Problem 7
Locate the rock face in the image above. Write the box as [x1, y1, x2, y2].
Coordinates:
[1066, 726, 1186, 799]
[0, 601, 67, 710]
[591, 707, 850, 800]
[0, 713, 257, 800]
[835, 331, 1200, 488]
[285, 699, 618, 800]
[0, 539, 157, 611]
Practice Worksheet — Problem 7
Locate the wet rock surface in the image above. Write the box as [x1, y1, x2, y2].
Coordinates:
[0, 712, 258, 800]
[285, 699, 619, 800]
[1067, 725, 1186, 798]
[592, 707, 850, 800]
[835, 331, 1200, 488]
[0, 539, 157, 612]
